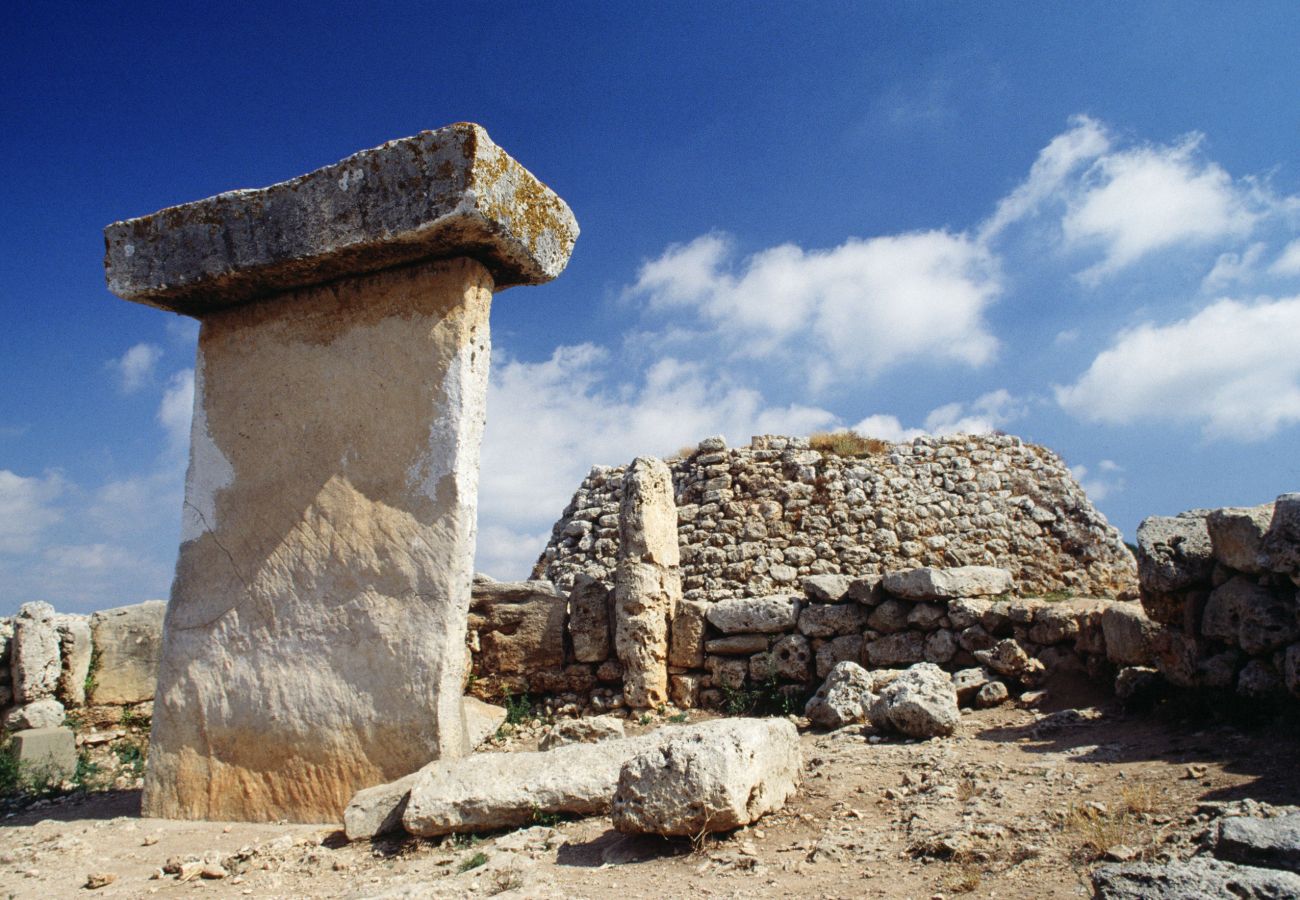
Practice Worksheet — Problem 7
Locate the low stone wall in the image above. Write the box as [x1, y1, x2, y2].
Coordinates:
[2, 600, 165, 731]
[465, 568, 1156, 711]
[535, 434, 1137, 603]
[1137, 493, 1300, 700]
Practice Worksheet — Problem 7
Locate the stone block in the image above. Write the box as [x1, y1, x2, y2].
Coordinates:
[9, 727, 77, 783]
[54, 614, 91, 707]
[11, 602, 60, 703]
[469, 581, 567, 674]
[882, 566, 1012, 601]
[668, 598, 708, 668]
[706, 595, 799, 634]
[567, 574, 611, 663]
[1207, 503, 1274, 574]
[1136, 513, 1213, 593]
[88, 601, 166, 705]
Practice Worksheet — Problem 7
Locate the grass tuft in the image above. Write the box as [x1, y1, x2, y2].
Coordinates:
[809, 430, 891, 458]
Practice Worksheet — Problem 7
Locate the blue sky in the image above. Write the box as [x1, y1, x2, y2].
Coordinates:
[3, 3, 1299, 614]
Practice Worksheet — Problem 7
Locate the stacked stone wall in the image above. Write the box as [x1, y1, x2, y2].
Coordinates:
[534, 433, 1137, 603]
[1137, 493, 1300, 700]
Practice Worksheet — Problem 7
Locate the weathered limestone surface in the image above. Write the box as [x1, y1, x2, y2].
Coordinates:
[108, 125, 578, 824]
[610, 718, 801, 835]
[11, 602, 60, 704]
[614, 457, 681, 709]
[54, 615, 91, 707]
[104, 123, 579, 314]
[87, 601, 165, 705]
[467, 580, 566, 674]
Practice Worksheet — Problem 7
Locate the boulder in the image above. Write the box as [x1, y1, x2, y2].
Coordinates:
[868, 663, 959, 738]
[463, 698, 506, 749]
[1092, 857, 1300, 899]
[975, 639, 1034, 679]
[815, 634, 863, 679]
[1215, 812, 1300, 874]
[539, 716, 626, 751]
[469, 581, 566, 674]
[802, 574, 853, 603]
[1101, 602, 1159, 666]
[947, 597, 993, 630]
[759, 634, 811, 682]
[805, 661, 876, 728]
[87, 600, 166, 705]
[1207, 504, 1275, 574]
[866, 598, 910, 634]
[1260, 493, 1300, 576]
[4, 698, 65, 731]
[344, 772, 420, 840]
[846, 576, 882, 605]
[864, 631, 926, 667]
[567, 575, 611, 663]
[924, 629, 958, 664]
[974, 681, 1009, 708]
[1202, 576, 1299, 656]
[951, 667, 990, 706]
[882, 566, 1012, 601]
[1028, 604, 1081, 645]
[1114, 666, 1162, 703]
[706, 595, 799, 634]
[610, 719, 800, 836]
[11, 601, 60, 703]
[1136, 513, 1213, 593]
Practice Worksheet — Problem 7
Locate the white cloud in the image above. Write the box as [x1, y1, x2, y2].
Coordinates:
[628, 230, 1002, 388]
[109, 342, 163, 393]
[851, 389, 1023, 442]
[1069, 460, 1125, 502]
[1063, 135, 1260, 282]
[0, 470, 65, 554]
[1271, 238, 1300, 276]
[476, 344, 837, 578]
[1202, 242, 1267, 291]
[981, 114, 1110, 241]
[1055, 296, 1300, 440]
[158, 369, 194, 451]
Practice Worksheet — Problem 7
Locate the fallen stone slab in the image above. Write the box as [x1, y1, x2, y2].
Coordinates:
[610, 718, 800, 836]
[882, 566, 1012, 601]
[344, 772, 421, 842]
[539, 715, 626, 750]
[1216, 812, 1300, 874]
[399, 719, 771, 837]
[1092, 857, 1300, 899]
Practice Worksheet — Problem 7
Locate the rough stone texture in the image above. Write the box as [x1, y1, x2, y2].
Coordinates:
[11, 602, 60, 704]
[1208, 504, 1275, 574]
[1287, 644, 1300, 698]
[802, 575, 853, 603]
[1101, 602, 1159, 666]
[798, 602, 869, 638]
[668, 598, 708, 669]
[344, 772, 420, 841]
[105, 123, 578, 315]
[805, 661, 876, 728]
[54, 615, 91, 707]
[610, 718, 800, 836]
[864, 632, 926, 667]
[4, 698, 65, 731]
[9, 727, 77, 783]
[1136, 513, 1214, 593]
[536, 434, 1137, 602]
[974, 680, 1009, 708]
[1260, 494, 1300, 576]
[706, 635, 769, 655]
[868, 663, 959, 738]
[539, 716, 626, 750]
[1202, 576, 1299, 656]
[882, 566, 1013, 601]
[567, 575, 611, 664]
[468, 580, 566, 675]
[87, 601, 166, 705]
[951, 667, 990, 705]
[1115, 666, 1162, 702]
[1092, 857, 1300, 899]
[615, 457, 681, 709]
[706, 596, 799, 634]
[403, 721, 739, 837]
[764, 634, 812, 682]
[141, 258, 495, 823]
[463, 698, 506, 750]
[1216, 812, 1300, 873]
[866, 598, 911, 633]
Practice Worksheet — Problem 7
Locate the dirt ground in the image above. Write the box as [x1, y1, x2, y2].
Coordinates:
[3, 683, 1298, 899]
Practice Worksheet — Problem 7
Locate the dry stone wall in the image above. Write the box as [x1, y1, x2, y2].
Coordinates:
[1137, 493, 1300, 701]
[534, 434, 1137, 603]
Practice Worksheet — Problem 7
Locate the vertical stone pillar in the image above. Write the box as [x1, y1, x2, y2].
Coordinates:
[614, 457, 681, 708]
[103, 123, 577, 823]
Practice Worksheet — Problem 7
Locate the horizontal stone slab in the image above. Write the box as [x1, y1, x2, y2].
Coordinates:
[104, 123, 578, 314]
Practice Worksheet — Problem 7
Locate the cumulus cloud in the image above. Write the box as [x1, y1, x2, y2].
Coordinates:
[1070, 459, 1125, 502]
[476, 344, 837, 578]
[0, 469, 66, 554]
[1202, 242, 1267, 291]
[1055, 296, 1300, 440]
[851, 389, 1023, 442]
[627, 230, 1002, 388]
[1271, 238, 1300, 276]
[108, 342, 163, 393]
[1063, 135, 1261, 282]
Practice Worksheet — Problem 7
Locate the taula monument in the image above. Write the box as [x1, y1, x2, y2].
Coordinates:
[103, 124, 578, 822]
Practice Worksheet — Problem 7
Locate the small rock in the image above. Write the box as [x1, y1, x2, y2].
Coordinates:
[85, 872, 116, 889]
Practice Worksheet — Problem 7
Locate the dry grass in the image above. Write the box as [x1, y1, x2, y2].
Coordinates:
[808, 430, 891, 458]
[943, 860, 983, 894]
[1121, 782, 1159, 816]
[955, 776, 982, 802]
[674, 444, 697, 460]
[1063, 797, 1153, 862]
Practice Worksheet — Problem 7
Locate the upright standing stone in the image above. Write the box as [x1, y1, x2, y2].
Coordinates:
[614, 457, 681, 708]
[104, 123, 577, 823]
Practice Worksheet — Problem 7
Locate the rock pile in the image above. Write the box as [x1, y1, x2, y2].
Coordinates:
[535, 433, 1137, 601]
[1136, 493, 1300, 700]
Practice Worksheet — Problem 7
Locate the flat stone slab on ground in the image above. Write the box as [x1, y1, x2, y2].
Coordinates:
[1216, 812, 1300, 874]
[1092, 857, 1300, 899]
[10, 727, 77, 782]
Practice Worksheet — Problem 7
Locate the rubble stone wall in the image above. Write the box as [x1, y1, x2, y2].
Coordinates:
[534, 434, 1138, 603]
[1137, 493, 1300, 701]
